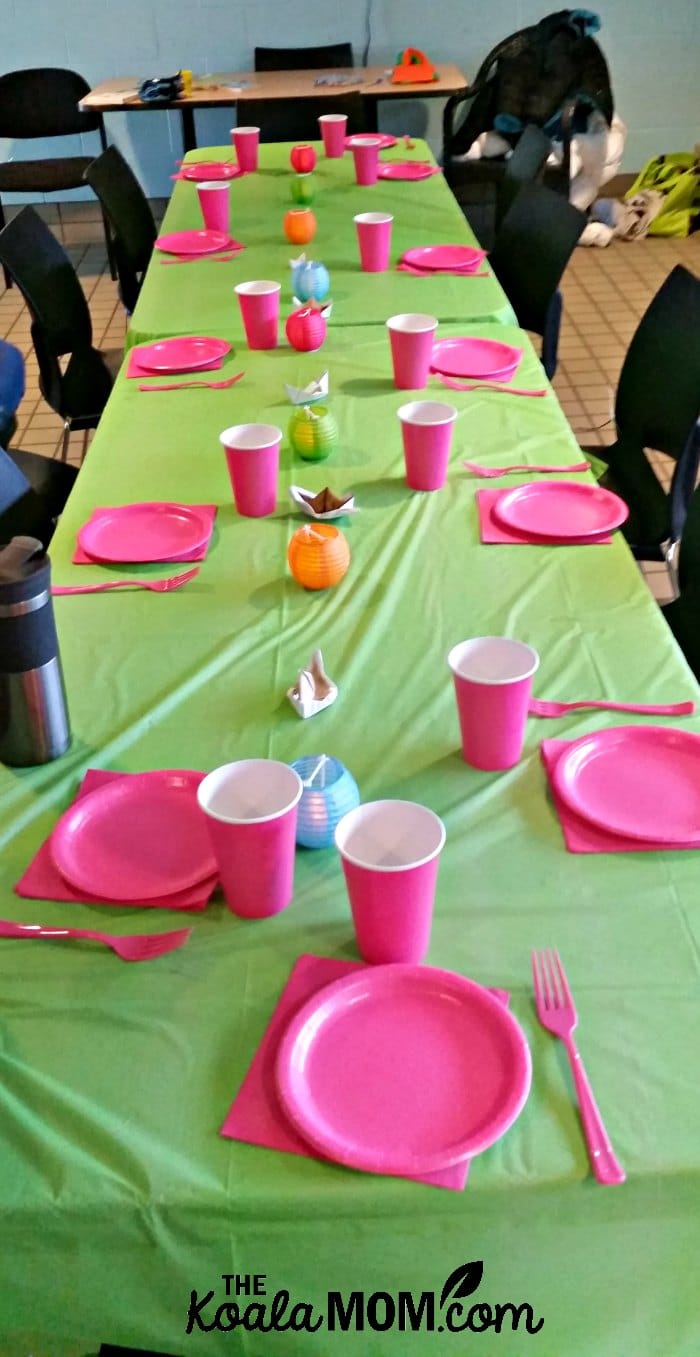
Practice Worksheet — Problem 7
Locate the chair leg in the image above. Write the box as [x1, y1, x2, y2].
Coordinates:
[0, 196, 12, 289]
[541, 289, 562, 380]
[81, 428, 90, 462]
[61, 420, 71, 463]
[100, 205, 117, 281]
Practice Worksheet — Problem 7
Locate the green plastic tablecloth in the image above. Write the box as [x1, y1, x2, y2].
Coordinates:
[128, 141, 515, 347]
[2, 314, 700, 1356]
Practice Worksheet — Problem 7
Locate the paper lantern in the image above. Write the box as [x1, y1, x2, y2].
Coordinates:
[283, 208, 317, 245]
[290, 143, 317, 173]
[291, 257, 330, 302]
[291, 755, 361, 849]
[285, 304, 327, 352]
[290, 173, 316, 205]
[287, 523, 350, 590]
[288, 405, 338, 461]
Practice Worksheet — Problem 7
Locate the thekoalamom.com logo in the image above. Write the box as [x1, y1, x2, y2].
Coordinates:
[185, 1261, 545, 1338]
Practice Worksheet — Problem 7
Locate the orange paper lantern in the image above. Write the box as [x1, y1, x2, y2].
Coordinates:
[284, 208, 317, 245]
[287, 523, 350, 590]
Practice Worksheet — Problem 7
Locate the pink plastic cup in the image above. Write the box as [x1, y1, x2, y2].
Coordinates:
[335, 800, 446, 964]
[397, 400, 458, 490]
[220, 422, 283, 517]
[197, 760, 303, 918]
[196, 181, 230, 234]
[386, 313, 439, 389]
[232, 125, 260, 172]
[354, 212, 393, 272]
[234, 280, 281, 350]
[319, 112, 348, 157]
[351, 136, 383, 186]
[448, 637, 540, 771]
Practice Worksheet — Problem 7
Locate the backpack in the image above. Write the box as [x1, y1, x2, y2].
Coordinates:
[624, 153, 700, 237]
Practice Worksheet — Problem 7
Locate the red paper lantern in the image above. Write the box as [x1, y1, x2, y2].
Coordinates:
[285, 305, 328, 352]
[290, 143, 317, 174]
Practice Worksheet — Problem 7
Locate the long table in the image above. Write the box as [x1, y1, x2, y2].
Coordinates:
[81, 64, 469, 154]
[1, 148, 700, 1357]
[128, 141, 515, 346]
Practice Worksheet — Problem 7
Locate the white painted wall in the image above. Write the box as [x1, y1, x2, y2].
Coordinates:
[1, 0, 698, 201]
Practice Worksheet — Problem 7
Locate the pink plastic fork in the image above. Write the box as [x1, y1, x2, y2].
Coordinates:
[529, 696, 695, 718]
[464, 459, 591, 477]
[0, 919, 192, 962]
[532, 949, 625, 1186]
[138, 371, 245, 392]
[160, 251, 242, 265]
[52, 567, 200, 595]
[438, 375, 547, 397]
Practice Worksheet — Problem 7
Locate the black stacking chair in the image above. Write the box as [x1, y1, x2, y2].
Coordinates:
[84, 147, 157, 314]
[589, 266, 700, 568]
[442, 11, 613, 245]
[662, 482, 700, 679]
[488, 182, 586, 378]
[0, 445, 77, 546]
[0, 207, 119, 461]
[0, 67, 113, 290]
[245, 42, 367, 143]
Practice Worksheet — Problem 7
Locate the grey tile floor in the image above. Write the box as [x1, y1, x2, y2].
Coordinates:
[2, 200, 699, 603]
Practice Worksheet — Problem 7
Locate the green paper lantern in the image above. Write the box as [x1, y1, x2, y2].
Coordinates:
[288, 405, 338, 461]
[291, 173, 316, 205]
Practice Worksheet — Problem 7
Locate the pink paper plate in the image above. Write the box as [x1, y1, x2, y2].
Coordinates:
[430, 337, 523, 380]
[180, 162, 243, 181]
[345, 133, 397, 149]
[136, 336, 231, 373]
[50, 771, 217, 901]
[275, 964, 531, 1175]
[378, 162, 441, 180]
[78, 502, 212, 563]
[155, 229, 235, 256]
[493, 480, 628, 540]
[551, 725, 700, 845]
[403, 244, 487, 272]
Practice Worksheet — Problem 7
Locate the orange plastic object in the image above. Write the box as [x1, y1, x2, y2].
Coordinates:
[284, 208, 317, 245]
[391, 47, 437, 84]
[287, 523, 351, 590]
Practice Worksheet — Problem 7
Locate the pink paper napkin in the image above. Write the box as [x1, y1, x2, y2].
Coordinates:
[15, 768, 218, 910]
[221, 952, 510, 1191]
[126, 347, 225, 379]
[541, 738, 700, 853]
[72, 504, 217, 564]
[476, 489, 612, 545]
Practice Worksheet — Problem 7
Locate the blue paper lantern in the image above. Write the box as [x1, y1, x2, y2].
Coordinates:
[291, 755, 360, 849]
[291, 259, 331, 303]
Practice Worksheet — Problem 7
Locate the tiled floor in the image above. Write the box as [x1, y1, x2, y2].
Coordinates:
[1, 200, 698, 604]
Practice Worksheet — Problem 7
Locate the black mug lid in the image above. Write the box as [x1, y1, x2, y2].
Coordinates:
[0, 538, 50, 605]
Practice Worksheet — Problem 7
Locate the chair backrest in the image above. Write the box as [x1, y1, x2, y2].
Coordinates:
[247, 89, 367, 144]
[615, 265, 700, 462]
[0, 67, 102, 139]
[488, 181, 586, 335]
[0, 207, 93, 357]
[84, 147, 157, 313]
[254, 42, 353, 71]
